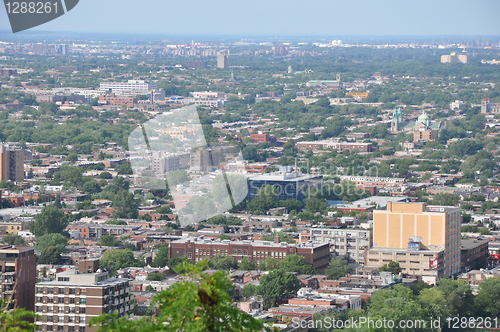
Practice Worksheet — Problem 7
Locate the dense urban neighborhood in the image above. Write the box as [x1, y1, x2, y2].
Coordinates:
[1, 33, 500, 331]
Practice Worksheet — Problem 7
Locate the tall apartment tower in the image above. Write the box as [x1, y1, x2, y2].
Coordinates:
[35, 261, 133, 332]
[367, 202, 461, 281]
[217, 55, 229, 69]
[0, 245, 37, 311]
[0, 145, 24, 182]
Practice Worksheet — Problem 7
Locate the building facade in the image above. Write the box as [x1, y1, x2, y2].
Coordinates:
[169, 237, 330, 270]
[441, 52, 468, 63]
[248, 171, 322, 203]
[217, 55, 229, 69]
[299, 228, 372, 264]
[99, 80, 158, 93]
[35, 266, 133, 332]
[367, 202, 461, 279]
[296, 141, 373, 153]
[0, 245, 36, 311]
[0, 145, 24, 182]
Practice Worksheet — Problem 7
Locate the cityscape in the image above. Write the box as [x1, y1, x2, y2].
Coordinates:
[1, 1, 500, 331]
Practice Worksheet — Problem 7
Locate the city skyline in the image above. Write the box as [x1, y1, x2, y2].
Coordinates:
[0, 0, 499, 37]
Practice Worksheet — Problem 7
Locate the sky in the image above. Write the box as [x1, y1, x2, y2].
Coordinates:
[0, 0, 499, 38]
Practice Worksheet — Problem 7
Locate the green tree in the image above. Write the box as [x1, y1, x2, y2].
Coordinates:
[151, 243, 169, 268]
[379, 261, 402, 274]
[1, 233, 26, 245]
[436, 277, 475, 316]
[209, 254, 236, 270]
[257, 269, 302, 309]
[241, 284, 259, 299]
[246, 185, 280, 214]
[100, 249, 143, 275]
[38, 246, 63, 264]
[147, 272, 166, 281]
[105, 220, 127, 225]
[99, 235, 121, 247]
[0, 298, 38, 331]
[475, 277, 500, 317]
[36, 233, 68, 251]
[427, 193, 460, 206]
[279, 255, 317, 274]
[112, 191, 139, 219]
[325, 256, 352, 280]
[238, 256, 257, 270]
[304, 197, 328, 213]
[258, 257, 281, 271]
[116, 162, 133, 175]
[29, 205, 69, 237]
[90, 261, 270, 332]
[99, 171, 113, 179]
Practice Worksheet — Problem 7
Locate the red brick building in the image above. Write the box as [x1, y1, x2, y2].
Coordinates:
[0, 245, 37, 311]
[98, 93, 137, 107]
[169, 237, 330, 270]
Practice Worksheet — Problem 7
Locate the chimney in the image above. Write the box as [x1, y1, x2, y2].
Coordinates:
[274, 236, 280, 243]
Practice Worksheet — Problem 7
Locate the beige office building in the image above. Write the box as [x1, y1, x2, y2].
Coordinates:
[217, 55, 229, 69]
[441, 52, 468, 63]
[367, 202, 461, 279]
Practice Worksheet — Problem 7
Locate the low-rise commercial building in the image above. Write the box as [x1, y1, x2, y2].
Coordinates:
[169, 237, 330, 270]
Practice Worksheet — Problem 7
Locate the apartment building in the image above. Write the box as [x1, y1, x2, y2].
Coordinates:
[0, 245, 36, 311]
[169, 237, 330, 270]
[366, 202, 461, 281]
[217, 55, 229, 69]
[0, 219, 30, 235]
[299, 228, 372, 264]
[99, 80, 158, 93]
[0, 145, 24, 182]
[35, 261, 133, 332]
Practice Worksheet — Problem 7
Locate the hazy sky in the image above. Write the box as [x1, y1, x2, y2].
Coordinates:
[1, 0, 499, 37]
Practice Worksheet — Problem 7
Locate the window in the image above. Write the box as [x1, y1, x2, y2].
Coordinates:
[69, 327, 75, 332]
[48, 288, 54, 294]
[46, 316, 53, 323]
[69, 288, 75, 295]
[79, 327, 86, 332]
[58, 326, 64, 331]
[36, 306, 42, 312]
[37, 287, 43, 294]
[69, 307, 75, 313]
[58, 316, 65, 322]
[47, 326, 53, 332]
[80, 316, 86, 323]
[47, 306, 53, 313]
[79, 307, 86, 314]
[69, 298, 75, 304]
[36, 297, 43, 303]
[58, 288, 64, 294]
[79, 298, 86, 305]
[58, 298, 64, 303]
[187, 253, 192, 259]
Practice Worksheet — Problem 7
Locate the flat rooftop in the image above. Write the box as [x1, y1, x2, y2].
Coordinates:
[249, 172, 321, 182]
[171, 237, 327, 249]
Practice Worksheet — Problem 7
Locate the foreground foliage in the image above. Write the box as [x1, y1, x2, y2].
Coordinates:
[0, 299, 38, 332]
[90, 260, 273, 332]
